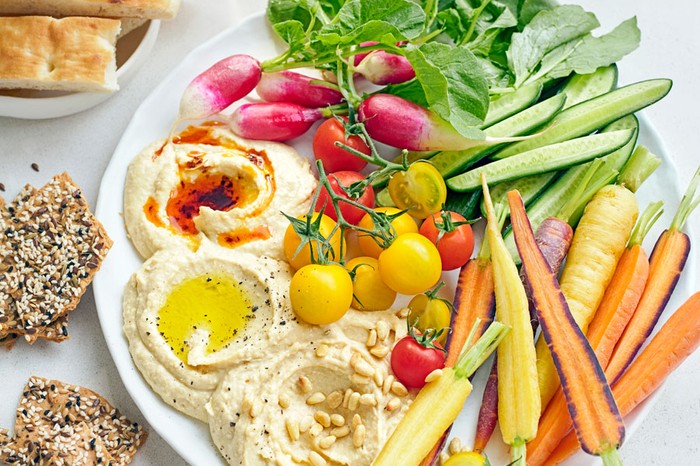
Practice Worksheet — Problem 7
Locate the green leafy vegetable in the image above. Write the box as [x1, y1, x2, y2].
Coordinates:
[405, 42, 490, 138]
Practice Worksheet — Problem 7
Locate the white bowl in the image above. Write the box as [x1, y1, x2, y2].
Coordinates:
[0, 19, 160, 120]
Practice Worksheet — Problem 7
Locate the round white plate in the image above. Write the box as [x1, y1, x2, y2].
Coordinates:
[0, 20, 160, 120]
[93, 12, 696, 466]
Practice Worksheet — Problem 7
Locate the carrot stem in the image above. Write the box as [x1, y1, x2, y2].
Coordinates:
[617, 145, 662, 193]
[601, 448, 624, 466]
[512, 440, 527, 466]
[670, 166, 700, 231]
[628, 201, 664, 246]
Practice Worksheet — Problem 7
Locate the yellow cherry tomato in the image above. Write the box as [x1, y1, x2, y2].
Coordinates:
[442, 451, 487, 466]
[357, 206, 418, 258]
[388, 161, 447, 219]
[346, 256, 397, 311]
[378, 232, 442, 295]
[283, 212, 343, 270]
[408, 292, 451, 345]
[290, 264, 353, 325]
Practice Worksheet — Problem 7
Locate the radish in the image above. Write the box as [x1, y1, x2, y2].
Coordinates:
[227, 102, 329, 141]
[178, 54, 261, 120]
[256, 71, 344, 108]
[358, 94, 514, 151]
[355, 50, 415, 85]
[353, 41, 415, 85]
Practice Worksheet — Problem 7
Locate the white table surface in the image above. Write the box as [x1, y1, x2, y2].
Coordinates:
[1, 1, 698, 465]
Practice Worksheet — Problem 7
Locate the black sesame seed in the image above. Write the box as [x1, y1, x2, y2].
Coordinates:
[31, 163, 39, 172]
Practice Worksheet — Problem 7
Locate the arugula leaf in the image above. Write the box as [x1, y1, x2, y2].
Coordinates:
[405, 42, 489, 139]
[319, 0, 427, 44]
[545, 17, 640, 79]
[507, 4, 599, 87]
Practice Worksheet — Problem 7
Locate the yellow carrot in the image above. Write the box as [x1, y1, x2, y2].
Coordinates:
[482, 174, 540, 465]
[373, 321, 508, 466]
[536, 184, 638, 410]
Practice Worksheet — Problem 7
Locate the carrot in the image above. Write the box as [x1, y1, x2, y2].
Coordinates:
[535, 183, 638, 410]
[543, 292, 700, 465]
[482, 176, 540, 466]
[473, 216, 573, 452]
[607, 167, 700, 383]
[527, 201, 663, 466]
[419, 236, 496, 466]
[509, 190, 624, 465]
[373, 321, 509, 466]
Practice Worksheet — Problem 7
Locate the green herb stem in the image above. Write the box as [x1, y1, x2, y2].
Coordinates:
[670, 166, 700, 232]
[628, 200, 664, 247]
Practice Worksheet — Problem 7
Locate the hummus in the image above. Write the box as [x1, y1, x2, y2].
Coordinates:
[206, 309, 414, 466]
[124, 123, 317, 260]
[123, 243, 296, 421]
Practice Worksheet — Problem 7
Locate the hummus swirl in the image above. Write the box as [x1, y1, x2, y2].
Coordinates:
[124, 123, 316, 260]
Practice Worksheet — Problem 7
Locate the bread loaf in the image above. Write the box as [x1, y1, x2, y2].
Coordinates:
[0, 16, 121, 93]
[0, 0, 180, 20]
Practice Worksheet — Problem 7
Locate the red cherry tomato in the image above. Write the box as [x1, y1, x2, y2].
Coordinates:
[419, 211, 474, 270]
[391, 334, 446, 389]
[313, 117, 370, 173]
[315, 171, 375, 225]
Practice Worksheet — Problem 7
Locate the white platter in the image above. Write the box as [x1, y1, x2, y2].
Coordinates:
[93, 12, 697, 466]
[0, 20, 160, 120]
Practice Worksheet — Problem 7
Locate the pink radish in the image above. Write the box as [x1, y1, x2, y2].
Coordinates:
[358, 94, 514, 151]
[353, 41, 380, 66]
[355, 51, 415, 85]
[178, 54, 261, 120]
[227, 102, 328, 141]
[256, 71, 344, 108]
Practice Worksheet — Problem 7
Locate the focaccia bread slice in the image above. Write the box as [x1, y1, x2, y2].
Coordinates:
[0, 0, 181, 19]
[0, 16, 120, 93]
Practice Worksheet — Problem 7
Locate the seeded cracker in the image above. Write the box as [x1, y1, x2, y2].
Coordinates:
[0, 173, 112, 344]
[0, 376, 147, 465]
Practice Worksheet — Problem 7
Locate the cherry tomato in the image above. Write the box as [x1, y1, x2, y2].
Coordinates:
[346, 256, 397, 311]
[419, 211, 474, 270]
[357, 207, 418, 258]
[290, 264, 353, 325]
[408, 292, 451, 345]
[388, 161, 447, 219]
[315, 171, 375, 225]
[313, 117, 370, 172]
[378, 232, 442, 294]
[283, 213, 343, 270]
[391, 334, 445, 389]
[443, 452, 488, 466]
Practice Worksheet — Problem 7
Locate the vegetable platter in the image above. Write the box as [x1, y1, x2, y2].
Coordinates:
[95, 0, 694, 464]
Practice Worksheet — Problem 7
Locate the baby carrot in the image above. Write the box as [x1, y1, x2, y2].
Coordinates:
[543, 292, 700, 465]
[607, 168, 700, 382]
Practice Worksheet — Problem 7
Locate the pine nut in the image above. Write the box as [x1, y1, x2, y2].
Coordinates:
[359, 394, 377, 406]
[314, 410, 331, 428]
[319, 435, 337, 449]
[306, 392, 326, 405]
[424, 369, 443, 384]
[353, 424, 366, 448]
[316, 344, 330, 358]
[348, 392, 361, 411]
[373, 370, 384, 387]
[366, 329, 378, 347]
[376, 321, 390, 340]
[354, 361, 375, 377]
[286, 419, 300, 441]
[352, 374, 371, 385]
[331, 425, 350, 438]
[309, 422, 323, 437]
[382, 375, 395, 396]
[278, 393, 290, 409]
[370, 345, 390, 359]
[448, 437, 463, 455]
[396, 307, 410, 318]
[385, 397, 401, 412]
[309, 451, 326, 466]
[352, 414, 362, 429]
[439, 452, 450, 465]
[342, 388, 353, 408]
[298, 376, 313, 394]
[391, 381, 408, 397]
[299, 416, 313, 433]
[330, 414, 345, 427]
[326, 390, 343, 410]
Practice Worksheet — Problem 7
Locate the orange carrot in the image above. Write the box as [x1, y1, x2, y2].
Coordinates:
[509, 190, 624, 464]
[543, 292, 700, 465]
[607, 168, 700, 382]
[526, 201, 663, 466]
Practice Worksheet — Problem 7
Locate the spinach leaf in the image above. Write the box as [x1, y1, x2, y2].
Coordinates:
[406, 42, 489, 139]
[545, 17, 640, 79]
[518, 0, 558, 28]
[507, 4, 598, 87]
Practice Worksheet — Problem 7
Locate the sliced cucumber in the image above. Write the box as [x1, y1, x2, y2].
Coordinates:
[559, 64, 618, 110]
[374, 186, 396, 207]
[491, 79, 671, 160]
[480, 171, 560, 219]
[503, 115, 640, 262]
[447, 129, 635, 192]
[430, 93, 567, 179]
[482, 82, 543, 128]
[445, 189, 482, 221]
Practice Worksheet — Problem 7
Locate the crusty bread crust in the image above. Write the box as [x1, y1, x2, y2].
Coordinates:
[0, 16, 120, 92]
[0, 0, 181, 19]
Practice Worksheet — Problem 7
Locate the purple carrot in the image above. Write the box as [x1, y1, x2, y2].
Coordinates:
[358, 94, 514, 151]
[355, 50, 415, 85]
[255, 70, 344, 108]
[227, 102, 327, 141]
[473, 216, 573, 451]
[178, 54, 261, 120]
